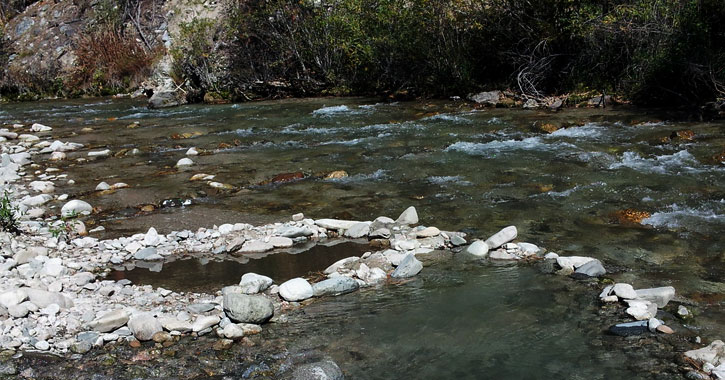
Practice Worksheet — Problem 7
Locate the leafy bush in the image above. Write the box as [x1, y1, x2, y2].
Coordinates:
[0, 191, 20, 235]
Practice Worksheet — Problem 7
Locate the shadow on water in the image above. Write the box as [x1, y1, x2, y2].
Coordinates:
[107, 242, 373, 293]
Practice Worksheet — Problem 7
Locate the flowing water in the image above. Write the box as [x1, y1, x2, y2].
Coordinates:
[2, 97, 724, 378]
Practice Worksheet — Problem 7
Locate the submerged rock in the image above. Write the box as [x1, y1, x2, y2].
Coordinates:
[574, 259, 606, 277]
[609, 320, 649, 336]
[313, 277, 360, 297]
[291, 360, 344, 380]
[685, 340, 725, 366]
[635, 286, 675, 308]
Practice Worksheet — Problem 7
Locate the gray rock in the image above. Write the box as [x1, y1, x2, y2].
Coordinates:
[0, 289, 27, 308]
[450, 235, 467, 246]
[684, 340, 724, 366]
[484, 226, 517, 249]
[72, 272, 95, 286]
[395, 206, 419, 225]
[239, 273, 274, 294]
[76, 331, 101, 344]
[613, 283, 637, 299]
[635, 286, 675, 308]
[469, 90, 502, 106]
[315, 219, 360, 230]
[192, 315, 220, 332]
[465, 240, 489, 257]
[61, 200, 93, 217]
[24, 288, 73, 308]
[223, 294, 274, 324]
[238, 240, 274, 254]
[344, 222, 370, 238]
[279, 278, 314, 302]
[369, 228, 391, 239]
[574, 259, 606, 277]
[391, 254, 423, 278]
[648, 317, 662, 333]
[313, 277, 360, 297]
[128, 313, 163, 341]
[71, 341, 93, 354]
[88, 310, 129, 333]
[134, 247, 162, 261]
[0, 361, 17, 376]
[8, 304, 29, 318]
[222, 323, 245, 340]
[276, 226, 313, 238]
[159, 317, 192, 333]
[292, 360, 344, 380]
[148, 90, 187, 109]
[187, 303, 216, 314]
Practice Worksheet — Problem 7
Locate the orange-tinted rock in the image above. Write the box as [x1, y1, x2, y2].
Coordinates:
[670, 130, 695, 141]
[612, 209, 651, 224]
[536, 123, 559, 134]
[711, 150, 725, 165]
[324, 170, 348, 179]
[129, 340, 141, 348]
[263, 172, 305, 185]
[656, 325, 674, 334]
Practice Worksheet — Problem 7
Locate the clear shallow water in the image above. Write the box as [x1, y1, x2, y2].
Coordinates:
[1, 97, 723, 377]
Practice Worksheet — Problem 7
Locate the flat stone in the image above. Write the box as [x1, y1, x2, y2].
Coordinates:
[416, 226, 440, 238]
[279, 278, 314, 302]
[489, 249, 519, 260]
[223, 294, 275, 324]
[625, 299, 657, 320]
[609, 320, 649, 336]
[24, 288, 73, 308]
[187, 303, 216, 314]
[450, 235, 467, 246]
[391, 254, 423, 278]
[159, 317, 192, 333]
[238, 240, 274, 253]
[635, 286, 675, 308]
[324, 257, 359, 274]
[192, 315, 220, 332]
[276, 226, 313, 238]
[484, 226, 517, 249]
[315, 219, 360, 230]
[395, 206, 419, 225]
[369, 228, 391, 239]
[134, 247, 162, 261]
[88, 309, 130, 333]
[465, 240, 489, 257]
[556, 256, 595, 271]
[239, 273, 274, 294]
[685, 340, 725, 366]
[269, 236, 294, 248]
[574, 259, 606, 277]
[656, 325, 674, 334]
[313, 277, 360, 297]
[222, 323, 245, 339]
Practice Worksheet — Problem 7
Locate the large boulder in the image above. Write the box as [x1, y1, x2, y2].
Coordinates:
[148, 90, 187, 109]
[469, 90, 502, 106]
[223, 293, 274, 324]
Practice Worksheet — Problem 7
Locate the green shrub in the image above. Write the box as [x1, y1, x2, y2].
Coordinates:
[0, 191, 20, 235]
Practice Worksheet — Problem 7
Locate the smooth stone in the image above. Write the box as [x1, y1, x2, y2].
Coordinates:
[239, 240, 274, 253]
[276, 225, 313, 238]
[24, 288, 73, 308]
[609, 320, 649, 336]
[159, 317, 193, 333]
[517, 242, 540, 254]
[8, 304, 29, 318]
[88, 149, 111, 157]
[176, 158, 194, 167]
[186, 147, 199, 156]
[222, 323, 245, 339]
[465, 240, 489, 257]
[574, 259, 606, 277]
[416, 226, 440, 238]
[344, 222, 370, 238]
[0, 289, 28, 308]
[555, 256, 594, 271]
[625, 299, 657, 320]
[369, 228, 391, 239]
[134, 247, 162, 261]
[187, 303, 216, 314]
[61, 200, 93, 217]
[292, 360, 344, 380]
[279, 278, 314, 302]
[292, 213, 304, 221]
[192, 315, 220, 332]
[489, 249, 519, 260]
[31, 123, 52, 132]
[95, 182, 111, 191]
[648, 318, 662, 333]
[128, 314, 163, 341]
[223, 294, 274, 324]
[484, 226, 517, 249]
[656, 325, 674, 334]
[315, 219, 360, 230]
[88, 310, 130, 333]
[613, 283, 638, 299]
[635, 286, 675, 308]
[269, 236, 294, 248]
[143, 227, 160, 246]
[312, 277, 360, 297]
[450, 235, 467, 246]
[391, 254, 423, 278]
[239, 273, 273, 294]
[34, 340, 50, 350]
[395, 206, 419, 225]
[324, 257, 360, 274]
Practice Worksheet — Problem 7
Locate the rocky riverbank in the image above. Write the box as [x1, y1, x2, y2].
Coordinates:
[0, 121, 724, 379]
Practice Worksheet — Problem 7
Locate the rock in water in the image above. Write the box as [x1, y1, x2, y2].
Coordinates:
[465, 240, 489, 257]
[684, 340, 725, 366]
[279, 278, 314, 302]
[344, 222, 370, 238]
[484, 226, 517, 249]
[292, 360, 344, 380]
[612, 283, 637, 299]
[468, 91, 502, 106]
[574, 259, 606, 277]
[223, 293, 274, 324]
[395, 206, 419, 225]
[61, 200, 93, 217]
[239, 273, 273, 294]
[634, 286, 675, 308]
[312, 277, 360, 297]
[128, 314, 163, 341]
[148, 90, 187, 109]
[609, 320, 649, 336]
[391, 254, 423, 278]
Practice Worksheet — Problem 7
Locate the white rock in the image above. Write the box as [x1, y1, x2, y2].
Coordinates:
[95, 182, 111, 191]
[192, 315, 220, 332]
[484, 226, 517, 249]
[186, 147, 199, 156]
[176, 158, 194, 167]
[29, 181, 54, 193]
[415, 226, 440, 238]
[555, 256, 595, 271]
[42, 258, 65, 277]
[218, 224, 234, 235]
[465, 240, 489, 257]
[324, 257, 359, 274]
[143, 227, 160, 246]
[21, 194, 52, 207]
[395, 206, 419, 225]
[239, 240, 274, 253]
[222, 323, 245, 339]
[0, 289, 28, 308]
[31, 123, 52, 132]
[279, 278, 314, 302]
[239, 273, 273, 294]
[625, 299, 656, 320]
[269, 236, 293, 248]
[49, 151, 66, 161]
[292, 213, 304, 221]
[88, 149, 111, 157]
[613, 283, 638, 299]
[314, 219, 360, 230]
[61, 200, 93, 217]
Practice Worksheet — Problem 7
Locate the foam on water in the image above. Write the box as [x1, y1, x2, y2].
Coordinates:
[642, 202, 725, 229]
[548, 123, 607, 139]
[217, 128, 254, 136]
[427, 176, 472, 186]
[422, 113, 472, 123]
[537, 181, 607, 198]
[445, 137, 577, 157]
[608, 150, 703, 174]
[312, 105, 352, 116]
